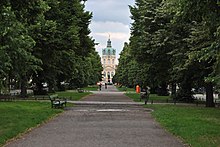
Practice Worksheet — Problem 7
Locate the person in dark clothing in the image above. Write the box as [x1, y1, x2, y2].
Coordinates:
[99, 83, 102, 91]
[140, 87, 150, 104]
[105, 83, 107, 89]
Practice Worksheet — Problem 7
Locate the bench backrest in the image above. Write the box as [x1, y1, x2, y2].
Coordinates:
[49, 94, 58, 100]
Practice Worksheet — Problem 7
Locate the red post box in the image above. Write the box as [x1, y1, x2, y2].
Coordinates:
[136, 85, 140, 93]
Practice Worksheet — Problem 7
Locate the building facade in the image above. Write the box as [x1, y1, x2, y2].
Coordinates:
[102, 38, 117, 83]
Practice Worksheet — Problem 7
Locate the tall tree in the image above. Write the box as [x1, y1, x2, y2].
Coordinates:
[117, 0, 220, 107]
[175, 0, 220, 106]
[0, 3, 42, 97]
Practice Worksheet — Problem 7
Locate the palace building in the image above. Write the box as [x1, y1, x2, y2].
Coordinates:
[102, 37, 117, 83]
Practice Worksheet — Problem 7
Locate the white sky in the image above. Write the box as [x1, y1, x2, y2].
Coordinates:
[85, 0, 135, 63]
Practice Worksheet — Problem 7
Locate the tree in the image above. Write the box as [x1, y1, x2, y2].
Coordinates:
[129, 0, 172, 95]
[0, 4, 42, 97]
[174, 0, 220, 106]
[0, 0, 101, 96]
[32, 0, 97, 92]
[117, 0, 220, 107]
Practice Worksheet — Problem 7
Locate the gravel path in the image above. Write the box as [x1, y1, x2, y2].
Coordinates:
[5, 85, 186, 147]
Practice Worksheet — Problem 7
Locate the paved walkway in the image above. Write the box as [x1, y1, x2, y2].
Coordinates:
[5, 85, 185, 147]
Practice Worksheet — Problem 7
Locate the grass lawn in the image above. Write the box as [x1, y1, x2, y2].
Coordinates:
[56, 91, 91, 101]
[147, 105, 220, 147]
[126, 92, 220, 146]
[83, 85, 99, 91]
[126, 93, 171, 102]
[117, 86, 135, 92]
[0, 101, 62, 146]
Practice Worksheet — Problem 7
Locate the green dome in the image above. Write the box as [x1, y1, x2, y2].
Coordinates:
[102, 47, 116, 55]
[102, 38, 116, 55]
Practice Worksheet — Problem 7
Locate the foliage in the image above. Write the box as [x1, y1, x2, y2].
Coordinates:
[114, 42, 143, 87]
[115, 0, 220, 107]
[0, 0, 102, 95]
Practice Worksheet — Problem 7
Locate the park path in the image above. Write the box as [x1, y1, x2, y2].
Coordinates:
[5, 85, 186, 147]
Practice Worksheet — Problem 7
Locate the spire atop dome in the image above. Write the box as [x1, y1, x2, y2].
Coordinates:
[107, 35, 112, 48]
[102, 37, 116, 56]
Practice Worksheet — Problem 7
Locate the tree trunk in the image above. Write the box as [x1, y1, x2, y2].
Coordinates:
[205, 82, 215, 107]
[171, 83, 176, 99]
[48, 80, 55, 93]
[20, 75, 28, 98]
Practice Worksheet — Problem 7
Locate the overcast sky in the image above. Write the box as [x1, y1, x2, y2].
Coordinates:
[85, 0, 135, 63]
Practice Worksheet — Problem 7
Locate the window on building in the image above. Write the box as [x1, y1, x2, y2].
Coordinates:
[108, 59, 110, 64]
[112, 59, 114, 64]
[111, 72, 114, 77]
[107, 72, 110, 82]
[103, 59, 106, 64]
[103, 72, 106, 77]
[102, 49, 106, 55]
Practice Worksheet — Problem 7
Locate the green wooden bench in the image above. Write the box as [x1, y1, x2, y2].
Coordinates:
[77, 88, 84, 93]
[49, 94, 67, 108]
[0, 95, 13, 101]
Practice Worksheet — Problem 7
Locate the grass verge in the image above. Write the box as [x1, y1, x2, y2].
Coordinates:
[126, 93, 220, 146]
[56, 91, 91, 101]
[116, 86, 135, 92]
[125, 93, 170, 102]
[83, 85, 99, 91]
[147, 105, 220, 147]
[0, 101, 62, 146]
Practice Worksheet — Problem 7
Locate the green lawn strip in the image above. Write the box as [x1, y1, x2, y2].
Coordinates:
[125, 93, 140, 102]
[116, 86, 135, 92]
[126, 87, 135, 92]
[83, 85, 99, 91]
[147, 105, 220, 147]
[56, 91, 91, 101]
[0, 101, 62, 146]
[126, 93, 171, 102]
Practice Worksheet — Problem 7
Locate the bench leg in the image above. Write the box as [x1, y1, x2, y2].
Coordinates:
[145, 100, 147, 105]
[61, 102, 66, 108]
[144, 98, 149, 105]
